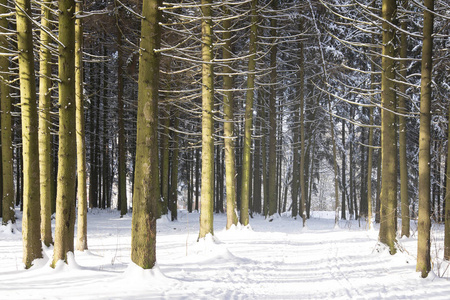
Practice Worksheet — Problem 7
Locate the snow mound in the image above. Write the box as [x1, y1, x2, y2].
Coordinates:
[0, 221, 19, 235]
[122, 262, 175, 287]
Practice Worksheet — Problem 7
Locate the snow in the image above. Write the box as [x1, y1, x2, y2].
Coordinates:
[1, 209, 450, 299]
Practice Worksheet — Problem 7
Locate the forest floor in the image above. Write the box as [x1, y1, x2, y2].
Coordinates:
[1, 209, 450, 299]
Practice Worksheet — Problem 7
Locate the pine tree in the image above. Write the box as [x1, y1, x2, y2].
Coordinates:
[240, 0, 258, 226]
[417, 0, 434, 278]
[75, 0, 88, 252]
[0, 0, 14, 226]
[378, 0, 398, 254]
[198, 0, 215, 240]
[52, 0, 77, 266]
[16, 0, 43, 268]
[131, 0, 162, 269]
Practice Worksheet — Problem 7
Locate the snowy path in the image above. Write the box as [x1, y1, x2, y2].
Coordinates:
[1, 210, 450, 299]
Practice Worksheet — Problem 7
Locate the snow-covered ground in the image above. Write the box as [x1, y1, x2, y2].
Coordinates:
[1, 209, 450, 299]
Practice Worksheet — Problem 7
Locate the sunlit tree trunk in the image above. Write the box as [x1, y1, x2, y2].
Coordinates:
[198, 0, 215, 239]
[417, 0, 434, 278]
[131, 0, 162, 269]
[16, 0, 43, 268]
[223, 4, 238, 229]
[75, 0, 87, 251]
[0, 0, 14, 226]
[378, 0, 397, 254]
[240, 0, 258, 226]
[38, 0, 52, 246]
[52, 0, 77, 266]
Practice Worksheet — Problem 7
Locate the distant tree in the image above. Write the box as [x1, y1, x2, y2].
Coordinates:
[0, 0, 14, 226]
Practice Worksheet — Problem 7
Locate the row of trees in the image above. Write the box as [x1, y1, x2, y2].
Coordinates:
[0, 0, 448, 278]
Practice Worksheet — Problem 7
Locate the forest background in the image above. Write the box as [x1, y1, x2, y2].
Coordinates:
[0, 0, 448, 280]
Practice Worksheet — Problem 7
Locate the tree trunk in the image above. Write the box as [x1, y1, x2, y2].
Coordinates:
[75, 0, 88, 252]
[240, 0, 258, 226]
[131, 0, 162, 269]
[52, 0, 77, 266]
[341, 119, 346, 220]
[417, 0, 434, 278]
[116, 9, 127, 217]
[0, 0, 14, 226]
[198, 0, 215, 239]
[195, 147, 200, 211]
[379, 0, 397, 255]
[267, 0, 278, 217]
[17, 0, 43, 268]
[444, 110, 450, 260]
[160, 108, 170, 216]
[223, 4, 238, 228]
[169, 112, 179, 221]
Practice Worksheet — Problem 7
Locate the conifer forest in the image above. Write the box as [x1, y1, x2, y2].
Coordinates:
[0, 0, 450, 298]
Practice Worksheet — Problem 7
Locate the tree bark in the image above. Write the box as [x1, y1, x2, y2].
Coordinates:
[399, 0, 409, 237]
[52, 0, 77, 266]
[267, 0, 278, 217]
[417, 0, 434, 278]
[198, 0, 215, 239]
[16, 0, 43, 268]
[131, 0, 162, 269]
[222, 4, 238, 228]
[240, 0, 258, 226]
[75, 0, 88, 252]
[379, 0, 397, 254]
[0, 0, 14, 226]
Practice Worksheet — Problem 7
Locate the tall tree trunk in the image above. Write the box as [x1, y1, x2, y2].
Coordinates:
[223, 4, 238, 228]
[131, 0, 162, 269]
[38, 0, 52, 246]
[267, 0, 278, 217]
[240, 0, 258, 226]
[379, 0, 397, 255]
[17, 0, 43, 268]
[116, 7, 127, 217]
[398, 0, 409, 237]
[52, 0, 77, 266]
[253, 96, 262, 215]
[0, 0, 14, 226]
[198, 0, 215, 239]
[75, 0, 88, 251]
[417, 0, 434, 278]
